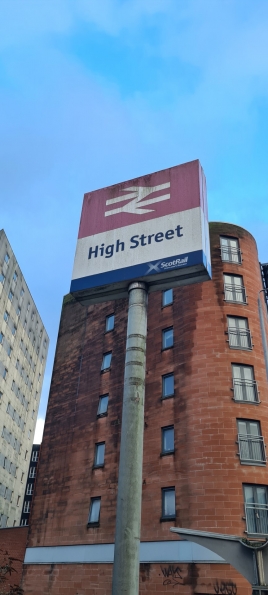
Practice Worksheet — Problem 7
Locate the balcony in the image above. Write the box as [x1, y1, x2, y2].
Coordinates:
[221, 246, 242, 264]
[228, 327, 252, 349]
[245, 503, 268, 536]
[224, 283, 247, 304]
[238, 434, 266, 465]
[233, 379, 259, 403]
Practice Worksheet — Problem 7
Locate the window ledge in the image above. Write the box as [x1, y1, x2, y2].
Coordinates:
[160, 451, 175, 457]
[97, 412, 108, 419]
[92, 464, 104, 470]
[104, 330, 114, 335]
[160, 516, 176, 523]
[100, 368, 111, 374]
[232, 398, 261, 405]
[161, 304, 173, 309]
[87, 522, 100, 528]
[161, 394, 175, 401]
[240, 461, 266, 466]
[161, 346, 174, 352]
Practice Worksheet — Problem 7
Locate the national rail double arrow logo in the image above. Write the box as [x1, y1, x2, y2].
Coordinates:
[104, 182, 171, 217]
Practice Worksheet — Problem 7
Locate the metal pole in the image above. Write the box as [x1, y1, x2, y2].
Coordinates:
[112, 281, 148, 595]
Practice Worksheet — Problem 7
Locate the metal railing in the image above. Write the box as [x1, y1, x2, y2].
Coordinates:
[238, 434, 266, 464]
[224, 283, 247, 303]
[233, 378, 259, 402]
[221, 246, 242, 264]
[228, 327, 252, 349]
[245, 503, 268, 535]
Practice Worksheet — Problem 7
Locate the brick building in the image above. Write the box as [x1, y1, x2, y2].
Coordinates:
[21, 222, 268, 594]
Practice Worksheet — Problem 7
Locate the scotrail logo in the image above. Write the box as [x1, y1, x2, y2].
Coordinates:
[104, 182, 170, 217]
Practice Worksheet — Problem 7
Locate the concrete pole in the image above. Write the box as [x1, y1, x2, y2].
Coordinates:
[112, 281, 148, 595]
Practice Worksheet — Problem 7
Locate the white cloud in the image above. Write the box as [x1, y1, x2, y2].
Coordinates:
[34, 418, 45, 444]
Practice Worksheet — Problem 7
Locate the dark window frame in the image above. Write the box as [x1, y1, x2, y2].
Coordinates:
[162, 373, 175, 399]
[161, 487, 176, 522]
[162, 288, 173, 307]
[101, 352, 112, 372]
[93, 442, 105, 468]
[162, 327, 174, 350]
[97, 394, 109, 417]
[105, 314, 115, 333]
[87, 496, 101, 527]
[161, 426, 175, 456]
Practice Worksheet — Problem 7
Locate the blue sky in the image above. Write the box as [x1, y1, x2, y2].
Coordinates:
[0, 0, 267, 441]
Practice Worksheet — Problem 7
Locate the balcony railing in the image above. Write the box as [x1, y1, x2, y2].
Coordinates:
[224, 283, 247, 303]
[233, 378, 259, 402]
[228, 327, 252, 349]
[245, 503, 268, 535]
[238, 434, 266, 464]
[221, 246, 242, 264]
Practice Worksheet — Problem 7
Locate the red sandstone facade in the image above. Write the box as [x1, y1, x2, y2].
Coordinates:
[21, 223, 268, 594]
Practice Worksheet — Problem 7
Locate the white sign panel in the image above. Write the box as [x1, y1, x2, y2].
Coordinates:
[71, 160, 211, 300]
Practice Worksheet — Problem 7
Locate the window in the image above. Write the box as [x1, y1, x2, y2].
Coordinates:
[101, 352, 112, 371]
[20, 288, 24, 297]
[3, 311, 9, 322]
[23, 319, 27, 329]
[26, 484, 33, 495]
[232, 364, 258, 403]
[220, 236, 241, 264]
[31, 409, 35, 419]
[162, 426, 175, 454]
[227, 316, 252, 349]
[94, 443, 105, 468]
[162, 373, 174, 398]
[4, 253, 10, 264]
[88, 497, 101, 525]
[8, 291, 14, 302]
[29, 467, 36, 478]
[238, 420, 265, 464]
[25, 450, 28, 460]
[162, 327, 174, 349]
[105, 314, 114, 332]
[12, 325, 17, 336]
[161, 487, 176, 520]
[0, 332, 3, 344]
[15, 359, 19, 369]
[0, 272, 5, 284]
[23, 501, 31, 514]
[21, 519, 28, 526]
[16, 495, 21, 507]
[44, 339, 47, 348]
[224, 274, 246, 303]
[16, 306, 21, 317]
[162, 288, 173, 307]
[0, 391, 2, 400]
[13, 272, 18, 282]
[32, 450, 39, 462]
[2, 368, 7, 380]
[97, 394, 109, 416]
[12, 380, 15, 391]
[27, 303, 30, 312]
[244, 485, 268, 535]
[7, 345, 12, 357]
[28, 430, 32, 440]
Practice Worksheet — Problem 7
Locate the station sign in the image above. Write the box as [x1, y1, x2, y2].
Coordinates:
[70, 160, 211, 303]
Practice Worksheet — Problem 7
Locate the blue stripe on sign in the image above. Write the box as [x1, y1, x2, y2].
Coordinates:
[70, 250, 206, 293]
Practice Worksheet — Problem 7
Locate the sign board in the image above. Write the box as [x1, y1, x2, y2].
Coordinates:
[70, 160, 211, 303]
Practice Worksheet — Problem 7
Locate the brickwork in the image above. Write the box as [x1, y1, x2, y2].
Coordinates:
[22, 222, 268, 593]
[22, 562, 251, 594]
[0, 526, 28, 589]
